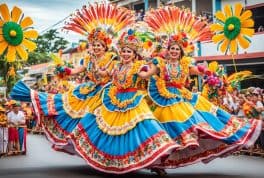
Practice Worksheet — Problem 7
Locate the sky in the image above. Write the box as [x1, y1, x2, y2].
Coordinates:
[2, 0, 103, 46]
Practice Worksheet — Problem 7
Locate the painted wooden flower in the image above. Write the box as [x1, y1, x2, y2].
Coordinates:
[211, 3, 254, 54]
[0, 4, 38, 62]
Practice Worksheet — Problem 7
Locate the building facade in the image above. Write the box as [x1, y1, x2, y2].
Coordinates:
[110, 0, 264, 88]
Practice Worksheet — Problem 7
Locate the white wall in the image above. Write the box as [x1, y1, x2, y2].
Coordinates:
[221, 0, 263, 8]
[199, 33, 264, 56]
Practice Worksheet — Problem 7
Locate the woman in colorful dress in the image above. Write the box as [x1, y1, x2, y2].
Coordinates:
[144, 6, 262, 171]
[67, 29, 178, 174]
[10, 3, 135, 153]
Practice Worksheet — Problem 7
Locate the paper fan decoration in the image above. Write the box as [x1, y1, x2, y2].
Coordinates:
[0, 3, 38, 62]
[211, 3, 254, 54]
[63, 2, 135, 44]
[144, 6, 212, 56]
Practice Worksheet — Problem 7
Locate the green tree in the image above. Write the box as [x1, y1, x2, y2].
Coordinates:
[35, 29, 69, 53]
[26, 29, 69, 65]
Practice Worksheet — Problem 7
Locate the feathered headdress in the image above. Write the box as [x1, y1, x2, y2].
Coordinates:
[63, 3, 135, 48]
[144, 6, 212, 56]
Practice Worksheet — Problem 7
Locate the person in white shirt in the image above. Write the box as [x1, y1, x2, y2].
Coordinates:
[7, 102, 25, 153]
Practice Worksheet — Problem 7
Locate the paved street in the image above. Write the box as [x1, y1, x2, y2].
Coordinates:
[0, 134, 264, 178]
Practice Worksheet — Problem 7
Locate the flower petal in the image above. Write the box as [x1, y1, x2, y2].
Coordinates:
[0, 19, 4, 27]
[212, 33, 225, 43]
[0, 4, 10, 22]
[22, 39, 37, 51]
[240, 28, 254, 37]
[234, 3, 243, 17]
[20, 17, 33, 28]
[230, 39, 238, 54]
[220, 38, 229, 53]
[0, 34, 3, 42]
[240, 10, 252, 22]
[24, 30, 38, 39]
[7, 45, 16, 62]
[0, 41, 8, 54]
[11, 6, 22, 23]
[224, 5, 232, 18]
[215, 11, 226, 22]
[237, 34, 250, 49]
[241, 19, 254, 28]
[16, 45, 28, 60]
[210, 24, 224, 32]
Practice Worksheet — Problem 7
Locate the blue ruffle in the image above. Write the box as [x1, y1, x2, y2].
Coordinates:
[160, 107, 251, 144]
[102, 85, 144, 112]
[148, 77, 183, 106]
[78, 113, 163, 156]
[73, 82, 102, 100]
[10, 80, 31, 102]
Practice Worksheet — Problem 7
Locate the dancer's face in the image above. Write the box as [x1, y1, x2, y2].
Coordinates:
[168, 44, 181, 60]
[120, 47, 135, 64]
[92, 41, 106, 57]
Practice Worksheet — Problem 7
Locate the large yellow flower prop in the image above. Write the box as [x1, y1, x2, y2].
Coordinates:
[211, 3, 254, 54]
[0, 4, 38, 62]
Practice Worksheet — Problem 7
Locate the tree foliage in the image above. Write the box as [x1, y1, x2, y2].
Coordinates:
[35, 29, 69, 53]
[26, 29, 69, 65]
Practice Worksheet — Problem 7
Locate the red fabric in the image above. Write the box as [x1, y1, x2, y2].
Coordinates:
[8, 127, 19, 141]
[117, 88, 137, 93]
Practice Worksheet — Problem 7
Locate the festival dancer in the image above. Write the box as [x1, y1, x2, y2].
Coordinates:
[10, 3, 135, 153]
[67, 28, 178, 174]
[144, 6, 262, 171]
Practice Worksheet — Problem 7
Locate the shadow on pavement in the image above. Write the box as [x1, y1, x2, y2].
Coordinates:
[0, 165, 262, 178]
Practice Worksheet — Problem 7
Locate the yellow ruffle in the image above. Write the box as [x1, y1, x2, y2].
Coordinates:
[62, 91, 101, 118]
[153, 102, 194, 123]
[194, 95, 218, 114]
[95, 99, 155, 135]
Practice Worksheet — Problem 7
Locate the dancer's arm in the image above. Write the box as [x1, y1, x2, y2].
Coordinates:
[138, 63, 158, 79]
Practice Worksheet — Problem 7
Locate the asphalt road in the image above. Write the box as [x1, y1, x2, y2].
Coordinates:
[0, 134, 263, 178]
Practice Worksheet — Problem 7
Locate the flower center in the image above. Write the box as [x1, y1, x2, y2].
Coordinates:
[2, 22, 24, 46]
[228, 24, 235, 31]
[9, 30, 17, 37]
[224, 16, 241, 40]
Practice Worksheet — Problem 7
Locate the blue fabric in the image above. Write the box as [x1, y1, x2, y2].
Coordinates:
[148, 77, 184, 106]
[161, 107, 251, 144]
[102, 85, 144, 112]
[10, 80, 31, 102]
[73, 82, 102, 100]
[79, 113, 163, 156]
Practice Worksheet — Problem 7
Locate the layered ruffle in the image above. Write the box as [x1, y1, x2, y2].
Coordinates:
[102, 84, 144, 112]
[69, 112, 177, 174]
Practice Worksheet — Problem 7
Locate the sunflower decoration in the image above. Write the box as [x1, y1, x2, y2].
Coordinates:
[211, 3, 254, 54]
[0, 3, 38, 62]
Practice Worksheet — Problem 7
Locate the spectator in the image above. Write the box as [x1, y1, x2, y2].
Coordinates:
[258, 25, 264, 32]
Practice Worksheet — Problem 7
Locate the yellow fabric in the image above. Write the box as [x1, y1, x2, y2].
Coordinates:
[0, 41, 8, 54]
[153, 102, 194, 123]
[85, 52, 116, 84]
[62, 91, 102, 118]
[96, 99, 155, 135]
[194, 95, 216, 113]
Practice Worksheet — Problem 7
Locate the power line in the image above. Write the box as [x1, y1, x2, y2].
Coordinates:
[39, 15, 70, 34]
